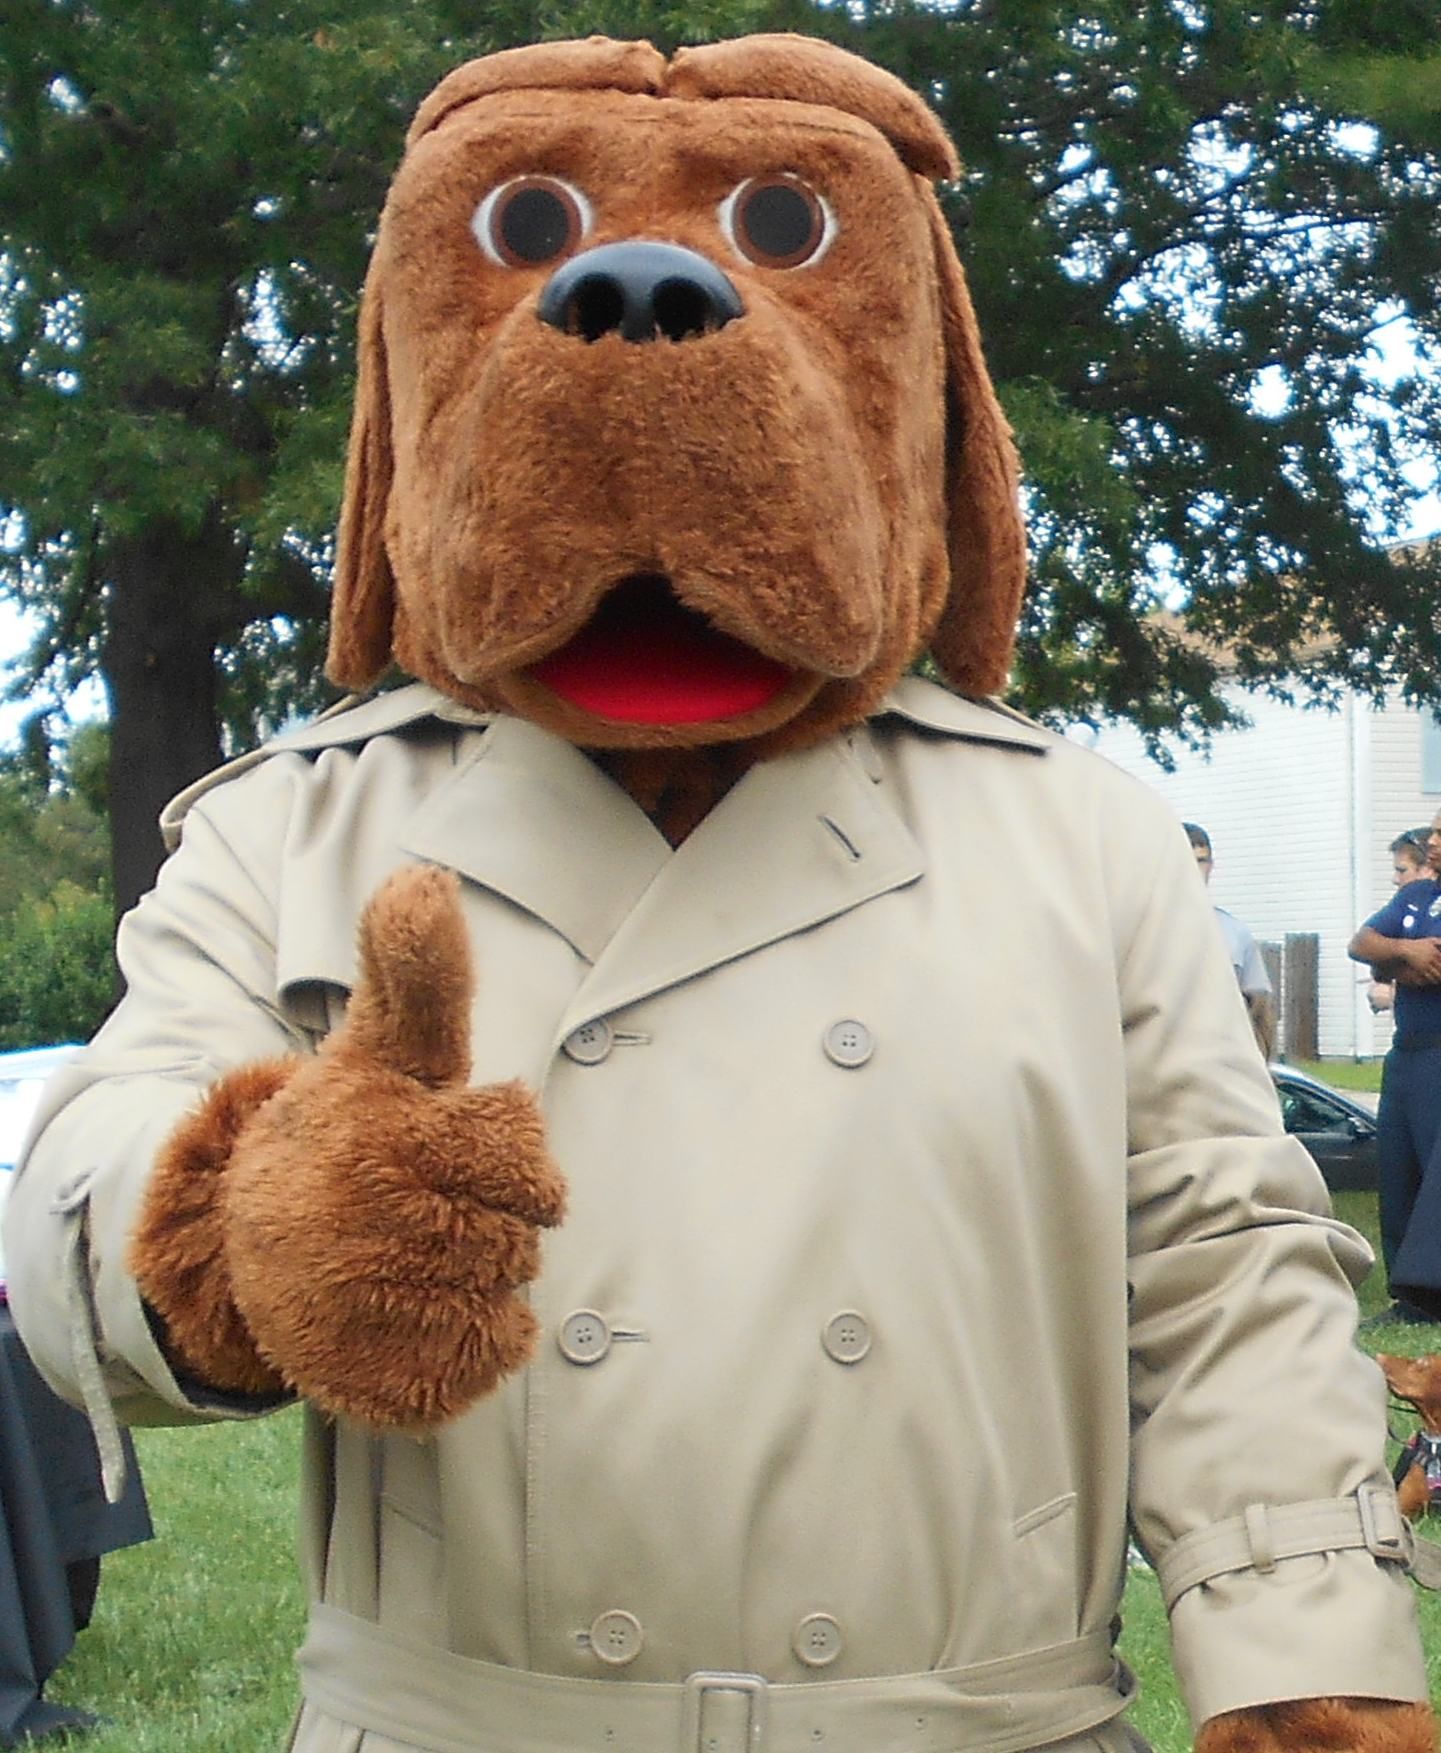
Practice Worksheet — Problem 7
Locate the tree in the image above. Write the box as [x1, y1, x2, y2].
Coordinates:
[3, 0, 1441, 917]
[0, 2, 539, 915]
[828, 0, 1441, 746]
[0, 719, 114, 1046]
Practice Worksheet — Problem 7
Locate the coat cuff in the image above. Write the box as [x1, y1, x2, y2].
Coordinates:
[1168, 1547, 1428, 1727]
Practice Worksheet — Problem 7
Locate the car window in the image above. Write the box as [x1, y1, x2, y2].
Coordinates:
[1279, 1085, 1351, 1133]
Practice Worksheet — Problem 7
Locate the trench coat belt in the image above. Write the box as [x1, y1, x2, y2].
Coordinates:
[298, 1605, 1134, 1753]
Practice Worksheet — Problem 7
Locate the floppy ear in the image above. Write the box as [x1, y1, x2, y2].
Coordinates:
[326, 266, 397, 692]
[920, 188, 1028, 699]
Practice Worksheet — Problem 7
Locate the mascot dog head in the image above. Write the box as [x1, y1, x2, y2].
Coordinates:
[329, 34, 1026, 758]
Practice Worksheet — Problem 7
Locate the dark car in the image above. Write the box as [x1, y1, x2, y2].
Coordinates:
[1271, 1063, 1378, 1193]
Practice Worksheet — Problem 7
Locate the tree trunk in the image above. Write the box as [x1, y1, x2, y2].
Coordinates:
[101, 524, 234, 921]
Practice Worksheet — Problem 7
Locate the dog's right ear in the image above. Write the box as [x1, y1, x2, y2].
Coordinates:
[327, 265, 397, 692]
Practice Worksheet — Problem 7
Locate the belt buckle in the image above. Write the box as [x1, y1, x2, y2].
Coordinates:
[681, 1671, 769, 1753]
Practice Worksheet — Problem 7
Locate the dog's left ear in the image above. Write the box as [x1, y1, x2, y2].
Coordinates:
[327, 265, 397, 692]
[922, 188, 1029, 699]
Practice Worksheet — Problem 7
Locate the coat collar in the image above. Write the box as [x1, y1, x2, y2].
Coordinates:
[400, 711, 926, 1024]
[402, 714, 671, 966]
[227, 676, 1048, 1016]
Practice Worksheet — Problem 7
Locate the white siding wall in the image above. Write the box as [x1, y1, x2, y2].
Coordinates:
[1084, 690, 1441, 1057]
[1086, 694, 1359, 1054]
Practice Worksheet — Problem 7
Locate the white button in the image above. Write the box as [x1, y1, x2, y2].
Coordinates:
[558, 1311, 612, 1364]
[793, 1613, 843, 1667]
[822, 1021, 872, 1068]
[822, 1311, 871, 1364]
[589, 1609, 643, 1666]
[563, 1020, 614, 1065]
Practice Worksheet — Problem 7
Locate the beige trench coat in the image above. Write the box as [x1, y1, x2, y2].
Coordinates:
[4, 677, 1427, 1753]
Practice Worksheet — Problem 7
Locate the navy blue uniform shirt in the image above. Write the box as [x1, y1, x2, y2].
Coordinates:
[1366, 877, 1441, 1036]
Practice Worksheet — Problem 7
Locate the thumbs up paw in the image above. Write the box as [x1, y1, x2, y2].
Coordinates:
[133, 866, 566, 1427]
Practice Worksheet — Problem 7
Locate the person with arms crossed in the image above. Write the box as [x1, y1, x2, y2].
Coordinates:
[1349, 812, 1441, 1325]
[1366, 830, 1431, 1014]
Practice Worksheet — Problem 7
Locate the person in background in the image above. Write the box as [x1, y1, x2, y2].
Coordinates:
[1184, 823, 1276, 1062]
[1366, 830, 1432, 1013]
[1349, 810, 1441, 1325]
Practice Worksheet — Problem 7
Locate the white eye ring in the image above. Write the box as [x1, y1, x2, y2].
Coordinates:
[472, 176, 593, 268]
[718, 175, 836, 269]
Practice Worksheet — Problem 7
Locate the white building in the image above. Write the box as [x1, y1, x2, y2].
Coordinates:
[1081, 687, 1441, 1060]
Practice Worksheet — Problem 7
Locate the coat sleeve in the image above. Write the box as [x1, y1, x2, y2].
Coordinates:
[2, 753, 319, 1428]
[1118, 805, 1428, 1724]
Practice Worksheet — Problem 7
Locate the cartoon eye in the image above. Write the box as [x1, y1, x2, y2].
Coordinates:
[472, 177, 591, 268]
[719, 175, 834, 269]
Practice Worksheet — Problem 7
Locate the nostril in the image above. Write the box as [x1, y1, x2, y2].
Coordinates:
[652, 280, 713, 343]
[565, 276, 627, 343]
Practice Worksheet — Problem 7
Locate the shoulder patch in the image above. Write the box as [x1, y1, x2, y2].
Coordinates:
[877, 675, 1051, 754]
[159, 683, 491, 851]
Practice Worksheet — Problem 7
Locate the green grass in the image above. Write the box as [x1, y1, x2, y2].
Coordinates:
[34, 1191, 1441, 1751]
[1291, 1057, 1384, 1094]
[42, 1410, 305, 1751]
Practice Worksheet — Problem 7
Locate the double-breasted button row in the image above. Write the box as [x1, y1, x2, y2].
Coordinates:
[584, 1609, 842, 1669]
[558, 1310, 871, 1366]
[563, 1019, 875, 1068]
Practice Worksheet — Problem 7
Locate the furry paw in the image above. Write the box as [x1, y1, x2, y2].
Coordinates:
[1196, 1699, 1437, 1753]
[130, 1057, 300, 1395]
[221, 865, 566, 1427]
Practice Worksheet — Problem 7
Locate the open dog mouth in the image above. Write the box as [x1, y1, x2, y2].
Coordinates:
[527, 574, 794, 725]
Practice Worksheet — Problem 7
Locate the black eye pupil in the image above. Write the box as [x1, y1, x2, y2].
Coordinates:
[499, 186, 572, 264]
[739, 183, 817, 261]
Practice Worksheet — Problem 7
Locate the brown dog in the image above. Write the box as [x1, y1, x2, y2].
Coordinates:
[1378, 1353, 1441, 1518]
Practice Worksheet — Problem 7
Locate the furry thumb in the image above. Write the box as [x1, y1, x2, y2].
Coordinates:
[335, 865, 475, 1088]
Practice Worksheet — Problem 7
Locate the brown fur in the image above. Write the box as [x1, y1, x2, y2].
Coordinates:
[327, 34, 1026, 742]
[130, 1058, 298, 1395]
[1378, 1353, 1441, 1518]
[1197, 1700, 1437, 1753]
[135, 869, 564, 1426]
[217, 868, 565, 1427]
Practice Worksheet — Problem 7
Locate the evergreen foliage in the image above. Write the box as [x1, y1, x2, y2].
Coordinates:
[0, 720, 114, 1047]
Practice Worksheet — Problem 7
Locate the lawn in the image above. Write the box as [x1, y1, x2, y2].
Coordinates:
[35, 1186, 1441, 1753]
[40, 1410, 306, 1751]
[1291, 1057, 1385, 1095]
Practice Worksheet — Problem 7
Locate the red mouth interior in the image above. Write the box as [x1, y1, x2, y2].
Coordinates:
[528, 575, 793, 725]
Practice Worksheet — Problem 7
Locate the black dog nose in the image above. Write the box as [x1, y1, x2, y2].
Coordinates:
[537, 241, 744, 344]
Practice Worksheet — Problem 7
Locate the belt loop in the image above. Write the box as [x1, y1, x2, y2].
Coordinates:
[681, 1672, 769, 1753]
[1242, 1503, 1276, 1573]
[1358, 1482, 1411, 1564]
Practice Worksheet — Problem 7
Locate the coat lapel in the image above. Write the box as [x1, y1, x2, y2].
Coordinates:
[553, 733, 924, 1035]
[265, 680, 1040, 1010]
[403, 713, 924, 1026]
[401, 714, 671, 964]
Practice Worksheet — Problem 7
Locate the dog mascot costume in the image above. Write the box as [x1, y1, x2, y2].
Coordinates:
[5, 34, 1437, 1753]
